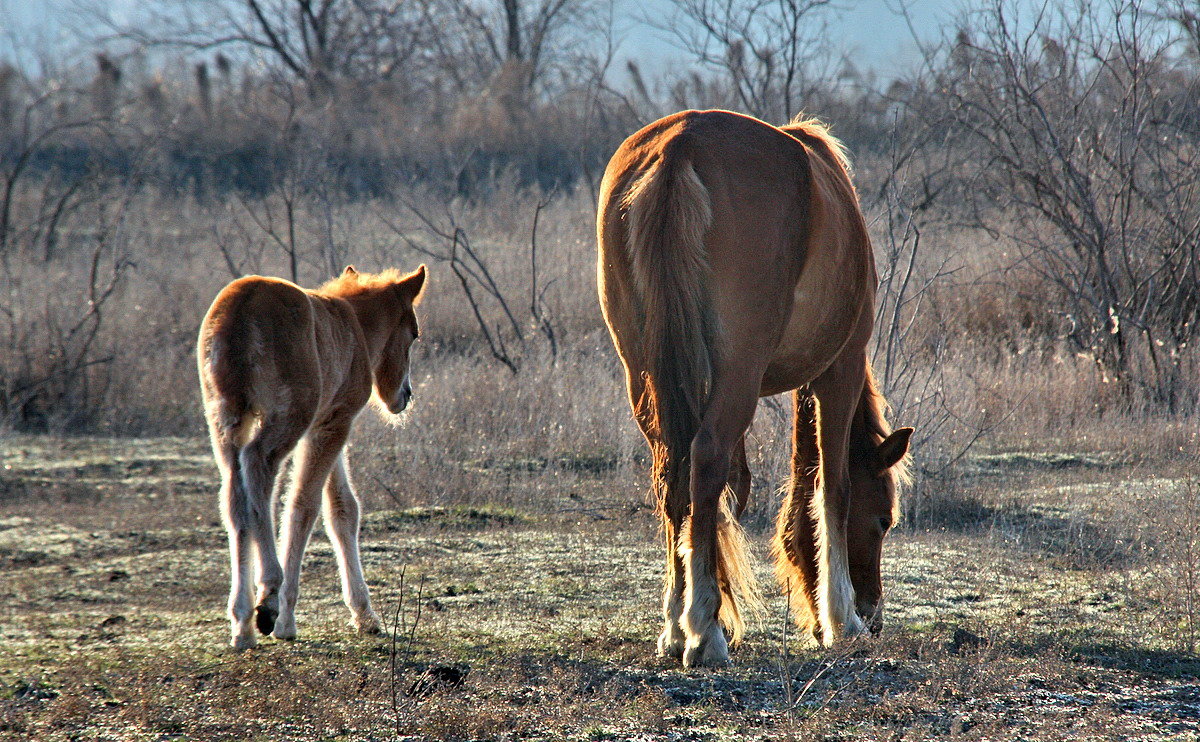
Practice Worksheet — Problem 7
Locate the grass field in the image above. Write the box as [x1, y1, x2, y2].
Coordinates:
[2, 433, 1198, 741]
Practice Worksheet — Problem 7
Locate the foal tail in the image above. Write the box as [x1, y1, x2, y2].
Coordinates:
[621, 150, 758, 643]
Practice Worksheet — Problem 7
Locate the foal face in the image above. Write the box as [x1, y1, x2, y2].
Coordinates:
[376, 315, 419, 414]
[845, 427, 913, 633]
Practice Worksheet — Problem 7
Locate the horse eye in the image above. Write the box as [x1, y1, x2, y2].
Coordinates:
[878, 516, 892, 533]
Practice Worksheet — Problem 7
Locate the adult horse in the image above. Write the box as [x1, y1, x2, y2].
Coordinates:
[198, 264, 426, 650]
[597, 110, 912, 667]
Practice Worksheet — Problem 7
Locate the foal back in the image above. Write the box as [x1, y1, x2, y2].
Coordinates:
[199, 276, 370, 447]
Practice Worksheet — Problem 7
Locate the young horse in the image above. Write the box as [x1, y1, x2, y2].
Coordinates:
[597, 110, 912, 667]
[198, 264, 426, 650]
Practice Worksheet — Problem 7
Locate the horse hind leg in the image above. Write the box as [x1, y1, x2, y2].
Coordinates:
[323, 450, 381, 634]
[239, 415, 305, 639]
[680, 381, 762, 668]
[273, 420, 350, 640]
[657, 473, 688, 659]
[214, 437, 259, 650]
[728, 434, 751, 518]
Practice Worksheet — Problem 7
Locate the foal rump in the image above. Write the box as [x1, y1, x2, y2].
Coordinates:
[199, 277, 318, 448]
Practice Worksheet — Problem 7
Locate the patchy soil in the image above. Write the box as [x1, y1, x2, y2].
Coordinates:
[1, 436, 1197, 741]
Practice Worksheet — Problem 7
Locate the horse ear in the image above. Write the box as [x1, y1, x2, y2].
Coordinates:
[397, 264, 427, 305]
[343, 265, 358, 275]
[877, 427, 914, 471]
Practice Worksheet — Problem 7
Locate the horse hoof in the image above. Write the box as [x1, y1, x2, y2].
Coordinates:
[255, 604, 278, 636]
[683, 641, 730, 669]
[682, 629, 730, 669]
[354, 612, 382, 635]
[231, 634, 257, 651]
[272, 617, 297, 640]
[658, 637, 685, 660]
[658, 627, 686, 659]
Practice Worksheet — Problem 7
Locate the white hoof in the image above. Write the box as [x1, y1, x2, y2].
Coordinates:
[353, 610, 382, 635]
[272, 618, 297, 641]
[658, 624, 686, 659]
[682, 625, 729, 668]
[230, 632, 257, 651]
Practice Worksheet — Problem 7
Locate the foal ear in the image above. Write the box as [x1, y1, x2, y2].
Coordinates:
[343, 265, 358, 275]
[877, 427, 914, 471]
[396, 264, 427, 305]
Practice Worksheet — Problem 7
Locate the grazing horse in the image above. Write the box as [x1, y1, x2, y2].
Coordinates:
[597, 110, 912, 667]
[198, 264, 426, 650]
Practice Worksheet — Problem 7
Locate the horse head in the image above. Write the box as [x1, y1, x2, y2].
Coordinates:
[370, 264, 426, 414]
[846, 425, 913, 633]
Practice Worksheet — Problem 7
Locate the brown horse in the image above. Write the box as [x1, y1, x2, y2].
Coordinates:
[597, 109, 911, 667]
[198, 264, 426, 649]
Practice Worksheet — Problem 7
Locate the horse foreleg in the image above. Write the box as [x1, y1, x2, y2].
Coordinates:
[811, 363, 868, 646]
[772, 388, 822, 642]
[323, 449, 381, 634]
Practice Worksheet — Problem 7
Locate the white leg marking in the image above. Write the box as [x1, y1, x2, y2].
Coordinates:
[816, 489, 865, 646]
[679, 517, 730, 668]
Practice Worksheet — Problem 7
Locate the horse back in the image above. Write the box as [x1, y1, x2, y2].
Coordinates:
[601, 110, 876, 393]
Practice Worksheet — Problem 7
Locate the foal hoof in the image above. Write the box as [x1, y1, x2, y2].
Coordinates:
[255, 603, 279, 636]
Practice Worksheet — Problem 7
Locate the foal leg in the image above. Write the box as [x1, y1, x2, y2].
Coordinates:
[810, 359, 868, 645]
[214, 437, 258, 651]
[239, 418, 306, 640]
[323, 449, 381, 634]
[274, 421, 350, 640]
[681, 380, 760, 668]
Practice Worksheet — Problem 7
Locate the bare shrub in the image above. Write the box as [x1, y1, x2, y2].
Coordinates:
[936, 0, 1200, 412]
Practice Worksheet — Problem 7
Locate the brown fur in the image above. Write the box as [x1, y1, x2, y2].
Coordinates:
[198, 264, 426, 649]
[599, 109, 912, 663]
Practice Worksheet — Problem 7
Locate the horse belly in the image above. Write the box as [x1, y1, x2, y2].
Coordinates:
[760, 277, 865, 396]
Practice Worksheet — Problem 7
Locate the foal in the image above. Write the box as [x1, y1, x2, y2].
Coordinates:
[198, 264, 426, 649]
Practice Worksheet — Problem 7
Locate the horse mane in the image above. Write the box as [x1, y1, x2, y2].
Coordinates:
[317, 268, 407, 297]
[781, 114, 852, 175]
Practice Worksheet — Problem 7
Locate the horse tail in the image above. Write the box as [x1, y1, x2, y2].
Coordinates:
[622, 150, 758, 643]
[206, 340, 258, 448]
[199, 292, 261, 450]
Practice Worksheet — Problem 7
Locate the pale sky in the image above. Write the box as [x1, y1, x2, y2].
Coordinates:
[1, 0, 957, 80]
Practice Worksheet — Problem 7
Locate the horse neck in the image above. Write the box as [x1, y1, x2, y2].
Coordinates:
[339, 290, 395, 368]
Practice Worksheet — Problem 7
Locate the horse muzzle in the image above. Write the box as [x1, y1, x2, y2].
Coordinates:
[857, 601, 884, 635]
[389, 384, 413, 414]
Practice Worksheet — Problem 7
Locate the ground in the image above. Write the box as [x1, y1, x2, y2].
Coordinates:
[1, 436, 1198, 741]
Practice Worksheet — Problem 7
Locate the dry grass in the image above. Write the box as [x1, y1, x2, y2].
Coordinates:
[1, 429, 1199, 741]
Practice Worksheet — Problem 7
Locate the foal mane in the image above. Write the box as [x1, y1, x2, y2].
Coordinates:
[317, 268, 407, 298]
